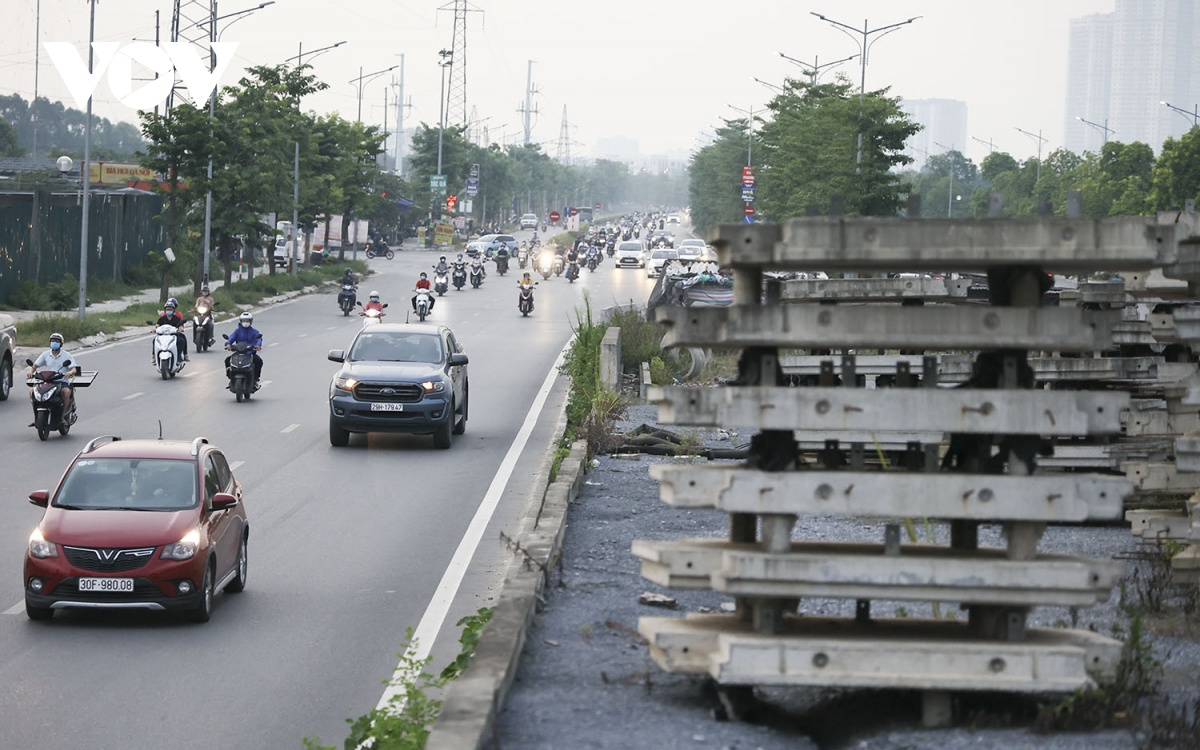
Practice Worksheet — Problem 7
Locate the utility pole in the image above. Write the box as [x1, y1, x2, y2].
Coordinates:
[519, 59, 538, 145]
[934, 141, 956, 218]
[437, 0, 482, 128]
[32, 0, 41, 158]
[556, 105, 571, 165]
[78, 0, 97, 319]
[727, 104, 755, 166]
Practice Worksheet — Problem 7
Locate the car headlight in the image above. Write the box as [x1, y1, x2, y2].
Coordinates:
[161, 528, 200, 560]
[334, 376, 358, 391]
[420, 380, 445, 394]
[28, 527, 58, 559]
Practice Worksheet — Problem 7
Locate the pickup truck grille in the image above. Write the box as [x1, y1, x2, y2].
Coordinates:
[355, 383, 423, 403]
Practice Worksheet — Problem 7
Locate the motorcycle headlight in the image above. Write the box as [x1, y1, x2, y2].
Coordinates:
[161, 528, 200, 561]
[334, 376, 357, 392]
[28, 527, 58, 559]
[420, 380, 445, 394]
[196, 306, 209, 315]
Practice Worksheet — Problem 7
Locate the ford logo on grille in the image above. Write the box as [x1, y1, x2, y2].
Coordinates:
[380, 388, 396, 395]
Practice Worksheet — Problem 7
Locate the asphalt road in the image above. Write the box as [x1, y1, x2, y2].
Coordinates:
[0, 225, 657, 749]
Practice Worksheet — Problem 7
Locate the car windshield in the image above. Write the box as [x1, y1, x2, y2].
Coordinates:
[54, 458, 198, 511]
[350, 331, 444, 363]
[619, 243, 641, 251]
[681, 240, 705, 247]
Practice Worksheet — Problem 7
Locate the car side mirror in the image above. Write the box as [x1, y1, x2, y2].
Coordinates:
[328, 349, 345, 363]
[29, 490, 49, 507]
[211, 492, 238, 510]
[449, 353, 469, 367]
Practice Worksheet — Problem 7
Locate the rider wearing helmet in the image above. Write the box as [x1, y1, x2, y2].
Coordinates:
[225, 312, 264, 386]
[340, 267, 356, 286]
[434, 255, 449, 274]
[363, 291, 385, 314]
[412, 272, 435, 312]
[155, 298, 188, 361]
[28, 332, 77, 415]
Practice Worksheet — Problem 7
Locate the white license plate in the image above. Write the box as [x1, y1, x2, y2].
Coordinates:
[370, 402, 404, 412]
[79, 578, 134, 592]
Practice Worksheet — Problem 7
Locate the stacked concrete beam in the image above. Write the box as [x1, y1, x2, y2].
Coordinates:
[633, 215, 1195, 725]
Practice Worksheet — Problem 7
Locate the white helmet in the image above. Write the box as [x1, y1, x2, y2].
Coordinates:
[239, 312, 253, 328]
[369, 291, 380, 301]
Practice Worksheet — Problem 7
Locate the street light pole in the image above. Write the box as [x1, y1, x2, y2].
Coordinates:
[934, 141, 956, 218]
[351, 64, 398, 123]
[810, 12, 919, 172]
[436, 49, 453, 177]
[284, 41, 344, 277]
[77, 0, 97, 319]
[1076, 115, 1114, 147]
[970, 136, 995, 155]
[1161, 100, 1200, 128]
[752, 77, 784, 95]
[777, 52, 858, 83]
[1015, 127, 1047, 183]
[727, 104, 755, 167]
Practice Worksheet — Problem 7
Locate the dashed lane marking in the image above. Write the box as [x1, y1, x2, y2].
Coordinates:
[229, 461, 245, 471]
[123, 392, 144, 400]
[281, 423, 300, 434]
[3, 602, 23, 616]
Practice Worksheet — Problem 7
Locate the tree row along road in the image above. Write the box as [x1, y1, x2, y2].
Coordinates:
[0, 227, 656, 749]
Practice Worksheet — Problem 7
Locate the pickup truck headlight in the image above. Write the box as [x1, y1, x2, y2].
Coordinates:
[333, 376, 357, 392]
[420, 380, 445, 394]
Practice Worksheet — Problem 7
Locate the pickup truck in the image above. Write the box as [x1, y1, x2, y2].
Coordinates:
[0, 312, 15, 401]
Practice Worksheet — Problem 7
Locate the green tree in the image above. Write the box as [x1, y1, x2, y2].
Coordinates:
[688, 121, 752, 234]
[1151, 128, 1200, 211]
[0, 117, 23, 156]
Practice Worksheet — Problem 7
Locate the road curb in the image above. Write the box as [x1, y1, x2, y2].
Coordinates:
[425, 414, 588, 750]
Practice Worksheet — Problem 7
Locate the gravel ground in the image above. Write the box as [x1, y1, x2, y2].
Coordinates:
[493, 404, 1200, 750]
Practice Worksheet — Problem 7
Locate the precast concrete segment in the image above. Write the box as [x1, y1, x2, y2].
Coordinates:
[634, 540, 1123, 607]
[708, 217, 1176, 272]
[639, 615, 1123, 692]
[650, 466, 1130, 523]
[655, 305, 1119, 351]
[649, 386, 1129, 436]
[374, 337, 571, 711]
[779, 354, 1165, 384]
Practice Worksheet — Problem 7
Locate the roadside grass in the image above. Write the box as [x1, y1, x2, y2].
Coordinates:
[14, 262, 363, 347]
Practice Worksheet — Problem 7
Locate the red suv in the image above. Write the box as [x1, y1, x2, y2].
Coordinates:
[24, 435, 249, 622]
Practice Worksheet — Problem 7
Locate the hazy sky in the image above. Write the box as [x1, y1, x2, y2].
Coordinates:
[2, 0, 1115, 166]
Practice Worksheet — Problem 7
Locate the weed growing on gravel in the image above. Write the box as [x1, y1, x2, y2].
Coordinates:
[302, 607, 494, 750]
[1036, 612, 1161, 732]
[549, 439, 571, 484]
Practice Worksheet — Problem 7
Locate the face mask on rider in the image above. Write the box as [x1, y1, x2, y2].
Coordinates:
[50, 342, 61, 352]
[240, 321, 251, 329]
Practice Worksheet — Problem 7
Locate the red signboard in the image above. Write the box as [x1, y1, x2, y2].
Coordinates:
[594, 203, 601, 209]
[742, 166, 753, 176]
[549, 211, 561, 222]
[570, 207, 578, 216]
[744, 205, 755, 216]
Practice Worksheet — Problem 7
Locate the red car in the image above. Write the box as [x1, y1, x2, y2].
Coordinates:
[24, 435, 249, 622]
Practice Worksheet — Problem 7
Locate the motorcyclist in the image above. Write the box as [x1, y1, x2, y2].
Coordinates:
[225, 312, 264, 387]
[340, 267, 357, 286]
[363, 291, 385, 314]
[412, 272, 435, 311]
[586, 243, 601, 265]
[155, 299, 188, 361]
[28, 332, 76, 414]
[195, 286, 215, 312]
[518, 272, 536, 310]
[434, 255, 449, 275]
[338, 268, 358, 309]
[495, 243, 510, 272]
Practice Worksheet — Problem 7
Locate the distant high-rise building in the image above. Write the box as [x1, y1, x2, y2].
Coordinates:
[900, 99, 968, 167]
[1065, 1, 1200, 155]
[595, 136, 640, 164]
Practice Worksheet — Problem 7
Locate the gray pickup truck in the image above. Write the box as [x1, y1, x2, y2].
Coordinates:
[0, 313, 14, 401]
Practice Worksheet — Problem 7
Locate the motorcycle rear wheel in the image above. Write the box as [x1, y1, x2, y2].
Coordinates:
[35, 411, 49, 441]
[59, 413, 71, 436]
[160, 360, 170, 380]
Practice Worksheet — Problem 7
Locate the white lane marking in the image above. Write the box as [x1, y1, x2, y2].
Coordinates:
[259, 380, 272, 388]
[228, 461, 245, 471]
[299, 333, 308, 338]
[280, 423, 300, 434]
[327, 327, 336, 331]
[376, 337, 571, 710]
[3, 601, 23, 616]
[181, 371, 199, 378]
[123, 392, 144, 400]
[268, 342, 280, 347]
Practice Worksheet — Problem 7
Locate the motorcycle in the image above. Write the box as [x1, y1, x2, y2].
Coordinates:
[607, 238, 616, 257]
[413, 289, 433, 322]
[470, 263, 485, 289]
[192, 302, 217, 351]
[495, 254, 510, 276]
[358, 302, 388, 326]
[538, 252, 554, 280]
[518, 248, 529, 269]
[366, 243, 395, 260]
[587, 253, 600, 272]
[553, 255, 564, 277]
[149, 323, 186, 380]
[518, 283, 537, 317]
[25, 359, 88, 441]
[223, 336, 257, 403]
[433, 270, 449, 296]
[338, 284, 357, 316]
[540, 222, 547, 233]
[452, 264, 467, 291]
[566, 261, 580, 283]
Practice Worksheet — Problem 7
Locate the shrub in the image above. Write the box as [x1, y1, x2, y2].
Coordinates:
[607, 306, 666, 370]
